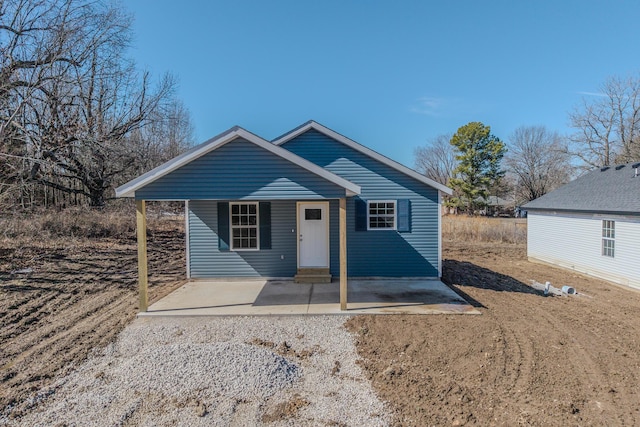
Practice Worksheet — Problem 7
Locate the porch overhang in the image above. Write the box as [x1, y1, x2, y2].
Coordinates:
[130, 197, 350, 312]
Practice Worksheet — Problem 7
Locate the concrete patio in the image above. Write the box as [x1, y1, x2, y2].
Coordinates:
[139, 279, 481, 316]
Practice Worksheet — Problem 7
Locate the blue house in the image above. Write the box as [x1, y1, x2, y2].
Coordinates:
[116, 121, 453, 311]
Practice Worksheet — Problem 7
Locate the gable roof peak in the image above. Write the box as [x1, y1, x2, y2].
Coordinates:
[115, 124, 360, 198]
[272, 120, 453, 195]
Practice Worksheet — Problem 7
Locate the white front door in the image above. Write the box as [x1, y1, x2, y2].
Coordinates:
[298, 202, 329, 268]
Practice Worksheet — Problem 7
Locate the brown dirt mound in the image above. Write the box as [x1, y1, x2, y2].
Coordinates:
[0, 217, 185, 418]
[347, 241, 640, 426]
[261, 394, 311, 423]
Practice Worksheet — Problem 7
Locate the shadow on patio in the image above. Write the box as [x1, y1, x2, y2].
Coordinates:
[140, 278, 481, 316]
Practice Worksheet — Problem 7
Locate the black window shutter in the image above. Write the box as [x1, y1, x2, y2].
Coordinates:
[259, 202, 271, 249]
[217, 202, 230, 251]
[397, 199, 411, 232]
[355, 197, 367, 231]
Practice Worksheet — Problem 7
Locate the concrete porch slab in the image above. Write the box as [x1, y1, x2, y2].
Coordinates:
[140, 279, 480, 316]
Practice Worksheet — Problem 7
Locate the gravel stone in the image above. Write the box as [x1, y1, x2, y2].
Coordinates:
[6, 315, 389, 426]
[113, 342, 300, 400]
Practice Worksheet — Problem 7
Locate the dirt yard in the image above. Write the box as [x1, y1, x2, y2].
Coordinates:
[347, 241, 640, 426]
[2, 213, 640, 425]
[0, 211, 186, 418]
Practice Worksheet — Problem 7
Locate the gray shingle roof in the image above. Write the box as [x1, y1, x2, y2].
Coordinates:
[523, 162, 640, 215]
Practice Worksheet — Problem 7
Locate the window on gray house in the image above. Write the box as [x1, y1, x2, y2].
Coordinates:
[230, 202, 259, 250]
[602, 220, 615, 258]
[368, 200, 396, 230]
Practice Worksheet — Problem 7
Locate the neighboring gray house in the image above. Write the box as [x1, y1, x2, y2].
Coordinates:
[116, 121, 453, 310]
[523, 163, 640, 290]
[480, 195, 515, 216]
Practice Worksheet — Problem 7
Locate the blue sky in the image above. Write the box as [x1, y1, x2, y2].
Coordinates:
[127, 1, 640, 166]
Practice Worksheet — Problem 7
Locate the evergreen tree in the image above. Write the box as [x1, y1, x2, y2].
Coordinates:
[448, 122, 506, 214]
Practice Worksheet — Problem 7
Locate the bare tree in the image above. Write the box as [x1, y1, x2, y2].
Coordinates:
[506, 126, 572, 203]
[148, 98, 195, 161]
[414, 134, 457, 186]
[125, 97, 195, 181]
[0, 0, 78, 115]
[569, 74, 640, 168]
[0, 0, 84, 204]
[0, 0, 181, 207]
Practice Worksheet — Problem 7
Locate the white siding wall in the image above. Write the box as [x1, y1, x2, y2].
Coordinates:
[528, 211, 640, 289]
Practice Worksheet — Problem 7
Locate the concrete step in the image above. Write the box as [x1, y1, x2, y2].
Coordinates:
[294, 274, 332, 284]
[295, 267, 331, 283]
[296, 267, 330, 275]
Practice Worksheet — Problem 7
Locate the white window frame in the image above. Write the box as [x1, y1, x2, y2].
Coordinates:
[230, 202, 259, 251]
[367, 200, 397, 231]
[602, 219, 615, 258]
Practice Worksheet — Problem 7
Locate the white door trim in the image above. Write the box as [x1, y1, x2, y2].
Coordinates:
[296, 201, 330, 268]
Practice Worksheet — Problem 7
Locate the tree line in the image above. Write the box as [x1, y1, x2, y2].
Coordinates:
[3, 1, 638, 213]
[415, 73, 640, 214]
[0, 0, 194, 209]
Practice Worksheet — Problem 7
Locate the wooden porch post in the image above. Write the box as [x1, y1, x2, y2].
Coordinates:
[136, 200, 148, 312]
[339, 197, 347, 310]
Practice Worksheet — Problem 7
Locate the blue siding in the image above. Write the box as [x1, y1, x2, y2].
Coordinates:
[136, 138, 346, 200]
[283, 129, 440, 277]
[188, 200, 298, 278]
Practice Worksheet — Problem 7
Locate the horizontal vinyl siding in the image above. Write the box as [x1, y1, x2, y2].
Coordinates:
[284, 129, 440, 277]
[136, 138, 346, 200]
[188, 200, 298, 278]
[528, 212, 640, 289]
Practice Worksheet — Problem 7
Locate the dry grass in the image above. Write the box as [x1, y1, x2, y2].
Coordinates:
[442, 215, 527, 244]
[0, 206, 133, 242]
[0, 202, 183, 245]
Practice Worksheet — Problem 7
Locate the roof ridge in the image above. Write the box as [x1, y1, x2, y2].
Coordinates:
[272, 120, 453, 195]
[523, 160, 640, 214]
[270, 119, 315, 143]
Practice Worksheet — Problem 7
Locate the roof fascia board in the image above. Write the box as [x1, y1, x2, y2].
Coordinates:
[116, 127, 360, 198]
[272, 121, 454, 196]
[525, 207, 640, 217]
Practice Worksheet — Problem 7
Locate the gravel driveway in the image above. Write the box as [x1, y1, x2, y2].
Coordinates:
[8, 316, 389, 426]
